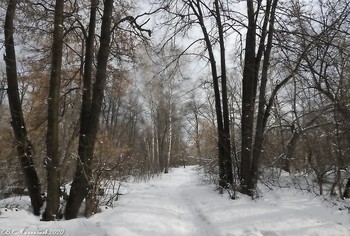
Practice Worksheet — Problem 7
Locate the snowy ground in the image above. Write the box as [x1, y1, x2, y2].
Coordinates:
[1, 166, 350, 236]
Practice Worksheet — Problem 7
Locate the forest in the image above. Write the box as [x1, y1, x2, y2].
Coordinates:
[0, 0, 350, 222]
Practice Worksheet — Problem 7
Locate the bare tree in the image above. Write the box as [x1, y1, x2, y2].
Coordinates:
[4, 0, 43, 216]
[42, 0, 64, 221]
[239, 0, 279, 196]
[65, 0, 114, 219]
[277, 0, 350, 197]
[155, 0, 234, 187]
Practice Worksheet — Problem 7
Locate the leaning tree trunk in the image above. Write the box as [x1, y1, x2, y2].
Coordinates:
[65, 0, 113, 220]
[42, 0, 64, 221]
[4, 0, 43, 216]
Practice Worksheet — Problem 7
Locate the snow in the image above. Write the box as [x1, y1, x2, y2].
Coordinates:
[1, 166, 350, 236]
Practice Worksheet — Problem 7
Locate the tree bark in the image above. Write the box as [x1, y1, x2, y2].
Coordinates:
[43, 0, 64, 221]
[215, 0, 233, 186]
[65, 0, 113, 219]
[250, 0, 278, 194]
[64, 0, 96, 214]
[240, 0, 279, 196]
[240, 0, 257, 195]
[4, 0, 43, 216]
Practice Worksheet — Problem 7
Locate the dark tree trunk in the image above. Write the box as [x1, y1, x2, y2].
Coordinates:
[65, 0, 113, 219]
[157, 109, 167, 172]
[64, 0, 99, 219]
[4, 0, 43, 216]
[240, 0, 257, 195]
[80, 0, 99, 218]
[250, 0, 278, 193]
[282, 131, 300, 172]
[194, 110, 202, 164]
[43, 0, 64, 221]
[240, 0, 279, 196]
[215, 0, 233, 186]
[189, 1, 228, 188]
[343, 178, 350, 199]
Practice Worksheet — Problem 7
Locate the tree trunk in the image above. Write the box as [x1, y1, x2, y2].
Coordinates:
[188, 1, 231, 188]
[80, 0, 99, 218]
[65, 0, 113, 219]
[215, 0, 233, 186]
[249, 0, 278, 194]
[240, 0, 279, 196]
[43, 0, 64, 221]
[343, 178, 350, 199]
[157, 109, 166, 171]
[194, 111, 202, 165]
[164, 105, 172, 174]
[282, 131, 300, 172]
[152, 120, 156, 171]
[4, 0, 43, 216]
[240, 0, 257, 195]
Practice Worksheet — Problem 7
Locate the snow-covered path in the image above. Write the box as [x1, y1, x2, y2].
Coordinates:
[93, 166, 218, 236]
[1, 166, 350, 236]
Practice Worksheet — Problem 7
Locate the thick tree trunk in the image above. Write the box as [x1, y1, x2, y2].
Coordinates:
[65, 0, 113, 219]
[4, 0, 43, 216]
[240, 0, 257, 195]
[64, 0, 99, 219]
[42, 0, 64, 221]
[250, 0, 278, 193]
[240, 0, 279, 196]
